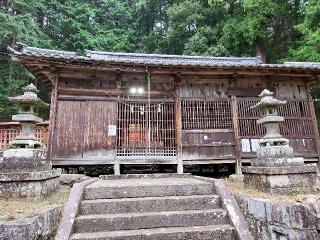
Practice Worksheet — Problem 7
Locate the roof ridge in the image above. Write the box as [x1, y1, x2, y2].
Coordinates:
[85, 50, 260, 61]
[8, 43, 320, 70]
[284, 61, 320, 65]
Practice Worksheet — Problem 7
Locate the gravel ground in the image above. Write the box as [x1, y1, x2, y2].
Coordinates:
[224, 178, 320, 205]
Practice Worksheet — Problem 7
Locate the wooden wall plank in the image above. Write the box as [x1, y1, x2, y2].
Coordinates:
[53, 100, 118, 159]
[82, 101, 117, 158]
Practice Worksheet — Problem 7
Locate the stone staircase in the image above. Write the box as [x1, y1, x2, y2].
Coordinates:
[69, 174, 238, 240]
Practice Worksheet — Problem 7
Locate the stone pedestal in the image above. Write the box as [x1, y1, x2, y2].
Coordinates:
[0, 149, 60, 198]
[242, 166, 317, 194]
[1, 149, 50, 172]
[0, 170, 60, 198]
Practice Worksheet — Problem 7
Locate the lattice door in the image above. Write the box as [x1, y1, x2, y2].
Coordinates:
[117, 101, 176, 157]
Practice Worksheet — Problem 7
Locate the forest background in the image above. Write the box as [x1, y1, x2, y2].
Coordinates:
[0, 0, 319, 121]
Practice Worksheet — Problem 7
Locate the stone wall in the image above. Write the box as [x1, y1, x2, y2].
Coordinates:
[235, 195, 320, 240]
[0, 206, 62, 240]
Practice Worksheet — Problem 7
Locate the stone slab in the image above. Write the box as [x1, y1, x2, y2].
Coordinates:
[84, 177, 214, 199]
[0, 170, 61, 198]
[74, 209, 228, 233]
[1, 148, 51, 172]
[253, 156, 304, 167]
[0, 169, 61, 182]
[242, 165, 317, 175]
[242, 166, 318, 194]
[12, 114, 43, 122]
[99, 173, 192, 180]
[80, 194, 221, 215]
[70, 224, 235, 240]
[55, 178, 98, 240]
[0, 177, 60, 198]
[0, 206, 62, 240]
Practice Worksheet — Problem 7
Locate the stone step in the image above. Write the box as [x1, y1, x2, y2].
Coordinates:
[74, 209, 228, 233]
[70, 224, 236, 240]
[80, 194, 221, 215]
[84, 178, 214, 200]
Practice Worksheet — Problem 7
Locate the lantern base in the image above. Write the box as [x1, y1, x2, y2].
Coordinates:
[1, 148, 51, 172]
[242, 165, 317, 195]
[0, 170, 60, 198]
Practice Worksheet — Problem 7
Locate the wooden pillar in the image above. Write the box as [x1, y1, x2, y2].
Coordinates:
[308, 98, 320, 170]
[48, 73, 59, 163]
[231, 96, 242, 175]
[175, 76, 183, 173]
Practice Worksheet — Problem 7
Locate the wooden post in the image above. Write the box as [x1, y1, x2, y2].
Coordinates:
[48, 73, 59, 163]
[175, 75, 183, 173]
[114, 162, 120, 175]
[308, 98, 320, 170]
[231, 96, 242, 175]
[4, 129, 7, 149]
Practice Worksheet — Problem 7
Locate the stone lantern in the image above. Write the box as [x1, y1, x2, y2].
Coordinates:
[242, 89, 317, 194]
[8, 83, 48, 149]
[251, 89, 300, 167]
[0, 84, 60, 198]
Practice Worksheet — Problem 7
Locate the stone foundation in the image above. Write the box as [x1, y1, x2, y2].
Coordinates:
[0, 170, 61, 198]
[0, 206, 62, 240]
[242, 166, 317, 194]
[235, 195, 320, 240]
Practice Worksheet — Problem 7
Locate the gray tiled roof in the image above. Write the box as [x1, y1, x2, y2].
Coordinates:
[85, 50, 262, 66]
[8, 43, 262, 66]
[8, 43, 87, 60]
[283, 62, 320, 68]
[7, 43, 320, 70]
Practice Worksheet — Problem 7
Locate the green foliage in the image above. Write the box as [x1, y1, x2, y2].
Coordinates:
[0, 0, 319, 121]
[0, 0, 51, 120]
[287, 0, 320, 61]
[291, 187, 303, 197]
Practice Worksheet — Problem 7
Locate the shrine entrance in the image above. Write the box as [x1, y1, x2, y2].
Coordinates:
[116, 100, 176, 158]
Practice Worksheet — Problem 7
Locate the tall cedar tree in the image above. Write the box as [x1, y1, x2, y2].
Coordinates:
[0, 0, 319, 120]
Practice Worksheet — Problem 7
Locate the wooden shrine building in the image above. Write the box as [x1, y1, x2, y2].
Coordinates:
[8, 43, 320, 173]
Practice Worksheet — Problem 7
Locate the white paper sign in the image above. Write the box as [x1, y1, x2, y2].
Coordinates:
[241, 139, 251, 153]
[251, 139, 259, 152]
[108, 125, 117, 136]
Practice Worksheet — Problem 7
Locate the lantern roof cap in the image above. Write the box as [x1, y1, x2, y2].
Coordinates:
[252, 89, 286, 110]
[8, 84, 49, 107]
[22, 83, 39, 93]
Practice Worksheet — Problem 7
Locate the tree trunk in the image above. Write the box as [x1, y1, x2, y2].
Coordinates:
[255, 40, 267, 63]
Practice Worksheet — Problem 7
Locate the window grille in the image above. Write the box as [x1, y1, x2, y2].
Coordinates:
[181, 99, 232, 130]
[117, 101, 176, 157]
[237, 98, 313, 138]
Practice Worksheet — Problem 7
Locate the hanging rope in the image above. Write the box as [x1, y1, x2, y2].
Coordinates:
[103, 91, 175, 109]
